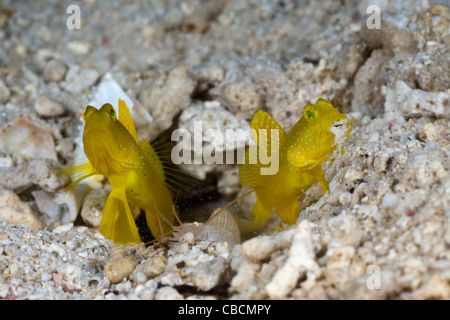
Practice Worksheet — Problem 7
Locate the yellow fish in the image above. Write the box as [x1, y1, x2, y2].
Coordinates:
[239, 98, 352, 225]
[62, 100, 175, 245]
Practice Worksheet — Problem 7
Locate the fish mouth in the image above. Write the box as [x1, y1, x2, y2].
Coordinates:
[330, 117, 352, 136]
[334, 121, 352, 131]
[325, 117, 352, 160]
[332, 116, 352, 127]
[310, 117, 352, 162]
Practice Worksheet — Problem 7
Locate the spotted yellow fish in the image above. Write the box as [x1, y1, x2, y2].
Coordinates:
[239, 98, 352, 225]
[61, 100, 175, 245]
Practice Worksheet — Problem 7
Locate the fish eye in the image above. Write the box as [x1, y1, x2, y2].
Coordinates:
[303, 105, 316, 122]
[100, 103, 117, 119]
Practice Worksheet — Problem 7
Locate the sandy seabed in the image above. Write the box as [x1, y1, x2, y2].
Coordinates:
[0, 0, 449, 300]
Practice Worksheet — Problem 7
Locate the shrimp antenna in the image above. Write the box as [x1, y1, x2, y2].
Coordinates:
[216, 189, 255, 216]
[171, 194, 183, 226]
[139, 227, 176, 247]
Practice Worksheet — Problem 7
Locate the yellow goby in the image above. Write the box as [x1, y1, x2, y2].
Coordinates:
[239, 98, 352, 226]
[62, 99, 174, 245]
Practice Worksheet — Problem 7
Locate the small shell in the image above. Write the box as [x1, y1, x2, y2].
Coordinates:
[199, 208, 241, 246]
[172, 209, 241, 246]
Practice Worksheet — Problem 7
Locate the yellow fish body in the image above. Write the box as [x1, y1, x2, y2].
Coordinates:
[239, 98, 352, 225]
[63, 100, 174, 245]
